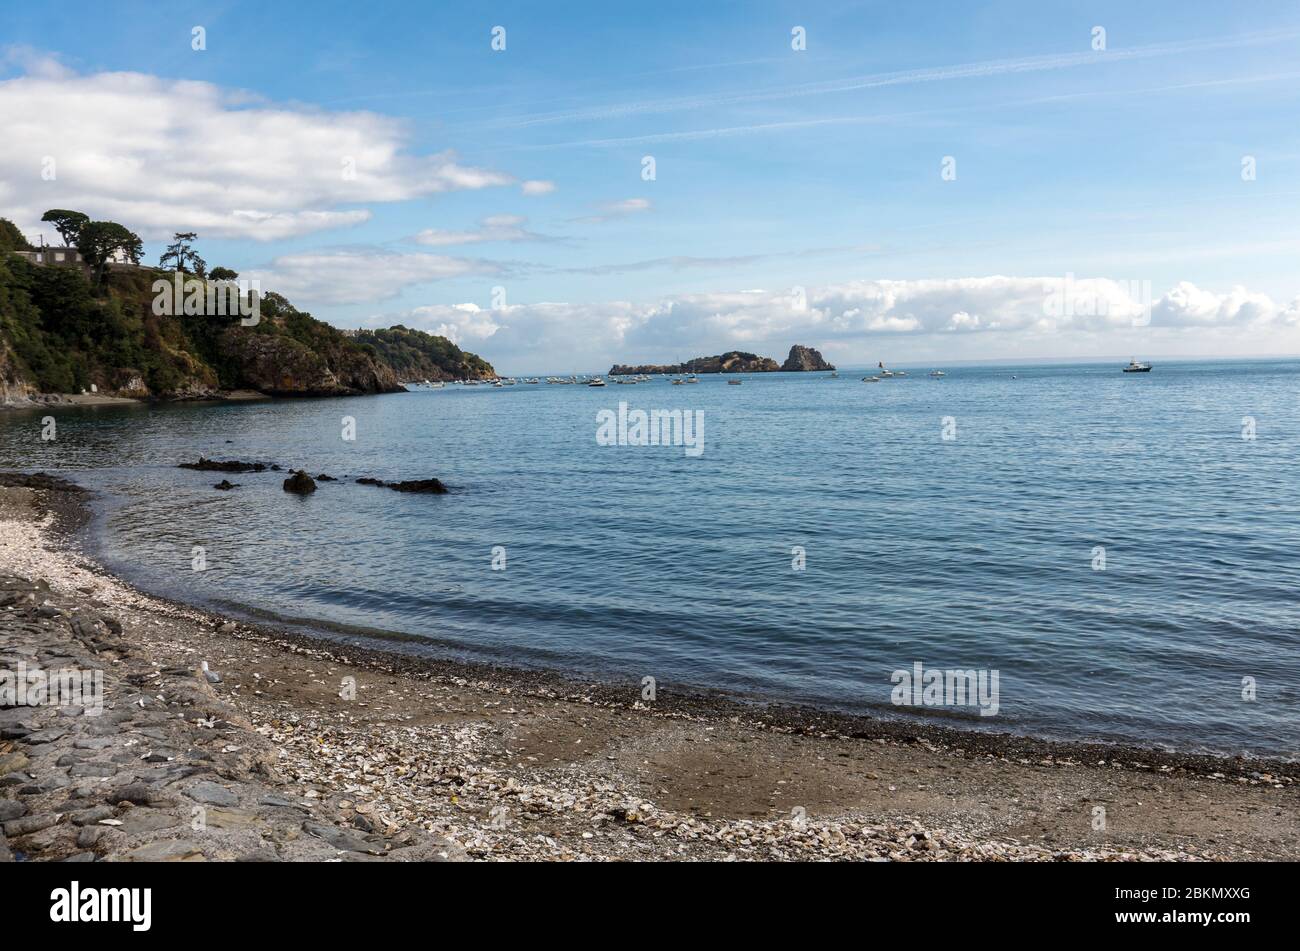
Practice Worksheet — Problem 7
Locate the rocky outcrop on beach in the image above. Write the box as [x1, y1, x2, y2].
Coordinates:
[610, 351, 780, 375]
[780, 345, 835, 372]
[0, 558, 465, 861]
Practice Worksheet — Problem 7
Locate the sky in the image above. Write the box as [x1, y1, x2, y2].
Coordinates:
[2, 0, 1300, 373]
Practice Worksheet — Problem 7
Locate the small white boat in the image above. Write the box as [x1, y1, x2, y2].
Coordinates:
[862, 376, 880, 383]
[588, 378, 607, 387]
[928, 369, 945, 378]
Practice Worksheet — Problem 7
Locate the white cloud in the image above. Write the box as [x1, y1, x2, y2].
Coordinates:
[0, 57, 526, 240]
[572, 197, 652, 224]
[520, 179, 556, 195]
[246, 250, 498, 305]
[411, 214, 554, 247]
[1150, 281, 1276, 327]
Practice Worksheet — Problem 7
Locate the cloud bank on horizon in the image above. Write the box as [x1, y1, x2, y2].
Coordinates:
[2, 0, 1299, 371]
[373, 277, 1300, 372]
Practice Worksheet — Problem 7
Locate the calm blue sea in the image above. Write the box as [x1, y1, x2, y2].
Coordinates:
[3, 359, 1297, 756]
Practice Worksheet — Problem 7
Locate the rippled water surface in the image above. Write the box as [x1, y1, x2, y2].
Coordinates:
[3, 360, 1297, 754]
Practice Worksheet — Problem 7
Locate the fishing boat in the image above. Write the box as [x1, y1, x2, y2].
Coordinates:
[1122, 358, 1152, 373]
[587, 377, 607, 387]
[928, 369, 945, 377]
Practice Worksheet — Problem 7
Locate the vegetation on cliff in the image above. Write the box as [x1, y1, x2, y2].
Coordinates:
[0, 215, 495, 400]
[352, 325, 496, 381]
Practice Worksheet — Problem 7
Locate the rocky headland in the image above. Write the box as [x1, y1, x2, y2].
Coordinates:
[0, 253, 495, 406]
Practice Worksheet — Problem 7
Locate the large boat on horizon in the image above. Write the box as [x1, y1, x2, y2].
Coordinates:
[1123, 358, 1153, 373]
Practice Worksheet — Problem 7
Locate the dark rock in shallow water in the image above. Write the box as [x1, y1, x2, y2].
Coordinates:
[316, 474, 337, 482]
[179, 457, 267, 473]
[282, 471, 317, 494]
[389, 479, 448, 494]
[356, 476, 449, 493]
[213, 480, 239, 490]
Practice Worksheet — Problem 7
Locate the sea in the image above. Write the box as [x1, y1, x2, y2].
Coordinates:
[2, 359, 1297, 756]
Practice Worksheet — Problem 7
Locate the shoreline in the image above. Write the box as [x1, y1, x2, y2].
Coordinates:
[2, 472, 1297, 861]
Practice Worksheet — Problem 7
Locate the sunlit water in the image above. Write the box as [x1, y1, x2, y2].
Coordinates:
[3, 360, 1297, 755]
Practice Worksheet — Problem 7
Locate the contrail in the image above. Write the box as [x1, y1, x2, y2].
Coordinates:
[505, 70, 1300, 151]
[477, 29, 1300, 130]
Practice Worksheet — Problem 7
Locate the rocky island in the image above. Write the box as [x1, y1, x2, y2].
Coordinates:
[610, 345, 836, 376]
[780, 345, 835, 372]
[609, 351, 779, 375]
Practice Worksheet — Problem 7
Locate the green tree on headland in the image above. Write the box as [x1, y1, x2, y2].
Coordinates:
[159, 232, 205, 276]
[40, 209, 90, 247]
[76, 221, 144, 285]
[209, 266, 239, 281]
[0, 218, 33, 252]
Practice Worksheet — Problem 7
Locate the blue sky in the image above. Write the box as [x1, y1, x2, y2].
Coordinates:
[3, 1, 1300, 371]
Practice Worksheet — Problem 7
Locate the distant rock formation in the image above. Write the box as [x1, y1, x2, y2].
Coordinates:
[609, 351, 780, 375]
[781, 345, 835, 372]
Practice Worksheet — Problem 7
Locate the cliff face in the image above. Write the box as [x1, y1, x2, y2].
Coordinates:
[217, 327, 400, 397]
[0, 257, 481, 402]
[0, 339, 36, 403]
[781, 345, 835, 371]
[610, 351, 780, 375]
